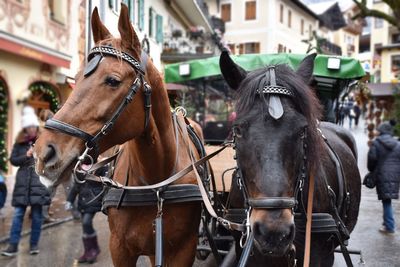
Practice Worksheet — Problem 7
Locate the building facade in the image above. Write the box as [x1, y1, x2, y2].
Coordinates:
[369, 1, 400, 83]
[206, 0, 319, 55]
[0, 0, 84, 173]
[90, 0, 220, 68]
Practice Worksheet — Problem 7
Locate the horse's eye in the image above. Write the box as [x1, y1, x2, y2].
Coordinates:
[105, 76, 121, 87]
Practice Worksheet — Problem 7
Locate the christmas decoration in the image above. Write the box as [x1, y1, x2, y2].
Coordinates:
[29, 82, 60, 112]
[0, 81, 8, 172]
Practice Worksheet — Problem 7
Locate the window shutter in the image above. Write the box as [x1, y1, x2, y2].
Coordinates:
[245, 1, 256, 20]
[221, 4, 231, 22]
[255, 43, 260, 53]
[156, 14, 163, 44]
[149, 8, 153, 37]
[138, 0, 145, 30]
[239, 44, 244, 54]
[125, 0, 134, 21]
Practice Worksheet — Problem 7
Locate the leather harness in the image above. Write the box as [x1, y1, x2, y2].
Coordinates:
[43, 46, 354, 266]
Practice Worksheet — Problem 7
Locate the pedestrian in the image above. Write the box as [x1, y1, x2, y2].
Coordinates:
[353, 104, 361, 127]
[337, 102, 345, 126]
[65, 164, 107, 263]
[367, 120, 400, 234]
[1, 106, 51, 257]
[0, 170, 7, 217]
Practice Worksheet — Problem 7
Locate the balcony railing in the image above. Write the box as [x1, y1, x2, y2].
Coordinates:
[320, 39, 342, 55]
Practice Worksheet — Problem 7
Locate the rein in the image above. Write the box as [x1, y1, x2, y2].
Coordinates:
[44, 46, 152, 182]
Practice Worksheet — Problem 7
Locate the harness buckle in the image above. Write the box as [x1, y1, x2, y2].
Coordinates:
[156, 191, 164, 217]
[101, 122, 114, 135]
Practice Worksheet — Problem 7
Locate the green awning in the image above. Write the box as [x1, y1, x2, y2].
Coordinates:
[164, 53, 366, 83]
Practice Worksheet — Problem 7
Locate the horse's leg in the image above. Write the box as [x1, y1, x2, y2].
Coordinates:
[164, 233, 198, 267]
[109, 233, 139, 267]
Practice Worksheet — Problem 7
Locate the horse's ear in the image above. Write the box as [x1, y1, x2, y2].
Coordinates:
[91, 7, 112, 44]
[219, 50, 247, 90]
[296, 53, 317, 84]
[118, 3, 140, 52]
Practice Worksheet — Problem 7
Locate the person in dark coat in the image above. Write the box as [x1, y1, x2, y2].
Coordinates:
[367, 120, 400, 234]
[1, 106, 51, 257]
[65, 164, 106, 263]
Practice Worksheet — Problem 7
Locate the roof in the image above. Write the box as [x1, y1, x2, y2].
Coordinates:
[164, 53, 366, 83]
[313, 2, 347, 30]
[291, 0, 320, 20]
[376, 43, 400, 53]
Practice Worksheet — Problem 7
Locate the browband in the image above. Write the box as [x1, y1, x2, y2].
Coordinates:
[88, 46, 145, 75]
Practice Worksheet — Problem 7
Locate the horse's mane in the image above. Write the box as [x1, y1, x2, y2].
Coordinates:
[235, 64, 324, 171]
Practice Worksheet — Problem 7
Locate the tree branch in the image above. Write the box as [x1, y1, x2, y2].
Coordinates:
[352, 0, 400, 30]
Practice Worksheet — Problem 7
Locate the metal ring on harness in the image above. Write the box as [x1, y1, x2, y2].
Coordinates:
[240, 207, 252, 248]
[73, 145, 94, 184]
[174, 106, 187, 117]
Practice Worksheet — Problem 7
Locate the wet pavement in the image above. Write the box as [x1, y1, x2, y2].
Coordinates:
[0, 116, 399, 266]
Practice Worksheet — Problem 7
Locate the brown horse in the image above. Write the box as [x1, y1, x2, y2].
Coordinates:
[34, 5, 203, 267]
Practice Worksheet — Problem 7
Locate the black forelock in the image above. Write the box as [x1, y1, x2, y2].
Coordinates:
[234, 63, 323, 172]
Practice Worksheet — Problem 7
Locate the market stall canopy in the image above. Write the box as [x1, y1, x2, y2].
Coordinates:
[164, 53, 366, 83]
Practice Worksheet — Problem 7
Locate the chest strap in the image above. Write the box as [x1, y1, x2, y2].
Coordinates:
[102, 184, 202, 214]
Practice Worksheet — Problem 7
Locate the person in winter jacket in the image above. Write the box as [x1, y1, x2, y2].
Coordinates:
[65, 164, 107, 263]
[1, 106, 51, 257]
[367, 120, 400, 234]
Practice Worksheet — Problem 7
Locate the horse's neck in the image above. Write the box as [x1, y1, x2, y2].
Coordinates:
[124, 71, 179, 185]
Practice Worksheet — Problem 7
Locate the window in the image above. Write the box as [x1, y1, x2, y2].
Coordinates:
[374, 18, 383, 28]
[309, 24, 312, 37]
[123, 0, 135, 21]
[221, 3, 231, 22]
[301, 19, 304, 35]
[288, 10, 292, 28]
[392, 55, 400, 74]
[48, 0, 67, 24]
[228, 44, 236, 54]
[155, 14, 163, 44]
[278, 44, 286, 53]
[245, 1, 256, 20]
[392, 33, 400, 43]
[280, 4, 284, 23]
[138, 0, 145, 30]
[109, 0, 120, 13]
[242, 42, 260, 54]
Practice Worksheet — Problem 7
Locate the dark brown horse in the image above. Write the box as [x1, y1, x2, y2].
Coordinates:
[34, 5, 203, 267]
[219, 51, 361, 266]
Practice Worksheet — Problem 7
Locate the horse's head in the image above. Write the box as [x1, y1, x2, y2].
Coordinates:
[34, 4, 153, 186]
[220, 52, 322, 256]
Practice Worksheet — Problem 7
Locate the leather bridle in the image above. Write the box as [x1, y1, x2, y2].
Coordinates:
[233, 66, 307, 212]
[44, 45, 152, 182]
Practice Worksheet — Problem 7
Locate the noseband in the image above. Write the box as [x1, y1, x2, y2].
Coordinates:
[44, 45, 152, 177]
[234, 66, 307, 211]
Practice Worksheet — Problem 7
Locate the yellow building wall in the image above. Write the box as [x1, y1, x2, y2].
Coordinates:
[380, 48, 400, 82]
[0, 50, 49, 173]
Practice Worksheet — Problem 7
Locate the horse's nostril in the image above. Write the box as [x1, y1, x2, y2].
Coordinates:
[253, 221, 268, 237]
[43, 144, 57, 164]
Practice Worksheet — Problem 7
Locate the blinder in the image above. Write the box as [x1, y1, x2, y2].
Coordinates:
[84, 54, 102, 77]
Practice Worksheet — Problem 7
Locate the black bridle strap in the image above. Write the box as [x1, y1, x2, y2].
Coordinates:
[45, 118, 94, 143]
[44, 77, 141, 150]
[248, 197, 297, 209]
